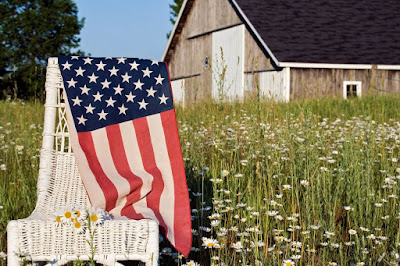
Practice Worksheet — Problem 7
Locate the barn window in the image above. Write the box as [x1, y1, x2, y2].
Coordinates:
[343, 81, 362, 99]
[204, 56, 209, 69]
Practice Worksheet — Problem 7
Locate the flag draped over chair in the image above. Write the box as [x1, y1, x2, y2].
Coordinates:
[58, 56, 192, 257]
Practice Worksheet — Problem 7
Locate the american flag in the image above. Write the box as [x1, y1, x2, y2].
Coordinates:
[58, 56, 192, 257]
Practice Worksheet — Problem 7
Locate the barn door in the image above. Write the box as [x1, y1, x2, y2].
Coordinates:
[212, 25, 244, 101]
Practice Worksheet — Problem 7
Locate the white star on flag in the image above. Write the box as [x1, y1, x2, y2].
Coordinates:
[101, 79, 111, 89]
[125, 92, 136, 102]
[106, 96, 116, 107]
[121, 72, 132, 83]
[80, 85, 90, 95]
[71, 56, 79, 60]
[138, 99, 149, 110]
[67, 78, 77, 88]
[97, 110, 108, 120]
[142, 67, 153, 78]
[72, 96, 82, 106]
[129, 61, 140, 70]
[117, 57, 127, 64]
[134, 79, 144, 90]
[159, 93, 169, 104]
[155, 74, 164, 85]
[77, 115, 87, 125]
[118, 104, 128, 115]
[96, 61, 107, 71]
[75, 67, 86, 76]
[113, 85, 124, 95]
[85, 103, 95, 114]
[88, 73, 99, 83]
[93, 91, 103, 102]
[147, 86, 156, 97]
[151, 60, 159, 65]
[83, 57, 93, 65]
[109, 66, 119, 76]
[62, 61, 72, 70]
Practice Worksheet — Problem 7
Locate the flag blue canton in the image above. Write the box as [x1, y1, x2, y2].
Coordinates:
[58, 56, 174, 133]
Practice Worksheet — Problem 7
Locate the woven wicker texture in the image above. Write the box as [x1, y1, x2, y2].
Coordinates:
[17, 220, 150, 257]
[7, 57, 159, 266]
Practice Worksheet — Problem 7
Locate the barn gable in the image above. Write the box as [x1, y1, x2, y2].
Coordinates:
[163, 0, 279, 104]
[163, 0, 275, 74]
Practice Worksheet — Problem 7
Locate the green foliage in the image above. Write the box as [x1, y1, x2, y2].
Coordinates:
[169, 0, 184, 25]
[175, 95, 400, 265]
[0, 100, 44, 264]
[1, 95, 400, 265]
[0, 0, 84, 100]
[167, 0, 183, 39]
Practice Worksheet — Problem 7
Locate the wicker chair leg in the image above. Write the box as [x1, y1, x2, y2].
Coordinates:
[7, 220, 21, 266]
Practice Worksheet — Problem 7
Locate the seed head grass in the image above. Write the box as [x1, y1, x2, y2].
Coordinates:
[0, 100, 43, 264]
[176, 94, 400, 265]
[1, 95, 400, 265]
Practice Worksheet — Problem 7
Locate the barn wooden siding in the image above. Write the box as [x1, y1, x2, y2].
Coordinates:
[167, 0, 239, 104]
[290, 67, 400, 100]
[166, 0, 273, 105]
[244, 30, 273, 72]
[244, 69, 290, 102]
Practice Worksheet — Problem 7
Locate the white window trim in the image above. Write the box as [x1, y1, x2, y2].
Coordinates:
[343, 81, 362, 99]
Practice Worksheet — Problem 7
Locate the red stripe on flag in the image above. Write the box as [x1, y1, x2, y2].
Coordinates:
[161, 109, 192, 257]
[106, 124, 145, 220]
[78, 131, 119, 211]
[133, 117, 168, 235]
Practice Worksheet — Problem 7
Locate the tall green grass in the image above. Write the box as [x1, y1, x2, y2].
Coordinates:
[1, 95, 400, 265]
[0, 100, 43, 265]
[175, 95, 400, 265]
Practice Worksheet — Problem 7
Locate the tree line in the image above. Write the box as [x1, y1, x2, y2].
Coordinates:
[0, 0, 183, 100]
[0, 0, 84, 100]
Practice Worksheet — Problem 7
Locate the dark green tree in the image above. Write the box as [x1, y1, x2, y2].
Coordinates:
[167, 0, 183, 38]
[0, 0, 84, 99]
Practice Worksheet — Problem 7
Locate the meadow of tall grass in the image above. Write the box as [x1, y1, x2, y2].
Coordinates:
[0, 100, 44, 265]
[1, 95, 400, 265]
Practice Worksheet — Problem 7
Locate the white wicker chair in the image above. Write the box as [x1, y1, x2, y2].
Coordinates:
[7, 57, 159, 266]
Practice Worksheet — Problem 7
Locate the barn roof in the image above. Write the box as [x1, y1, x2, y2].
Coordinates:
[163, 0, 400, 67]
[232, 0, 400, 65]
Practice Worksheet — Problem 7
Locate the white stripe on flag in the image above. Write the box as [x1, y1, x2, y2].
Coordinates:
[91, 128, 130, 213]
[63, 90, 107, 208]
[147, 113, 176, 245]
[119, 121, 158, 221]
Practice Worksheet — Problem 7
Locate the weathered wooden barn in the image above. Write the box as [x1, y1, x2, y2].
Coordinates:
[162, 0, 400, 105]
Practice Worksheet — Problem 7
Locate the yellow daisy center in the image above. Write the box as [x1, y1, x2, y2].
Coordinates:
[91, 214, 98, 222]
[55, 216, 61, 223]
[74, 222, 82, 229]
[207, 242, 214, 247]
[75, 210, 81, 217]
[64, 211, 72, 219]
